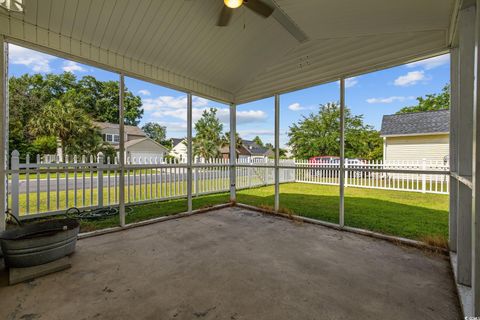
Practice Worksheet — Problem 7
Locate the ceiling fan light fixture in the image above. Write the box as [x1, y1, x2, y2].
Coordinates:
[224, 0, 243, 9]
[0, 0, 24, 12]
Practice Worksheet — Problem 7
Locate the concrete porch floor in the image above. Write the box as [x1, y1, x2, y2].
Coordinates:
[0, 207, 461, 320]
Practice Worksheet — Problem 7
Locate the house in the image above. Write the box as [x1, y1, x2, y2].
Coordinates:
[219, 144, 251, 160]
[220, 140, 274, 161]
[380, 110, 449, 163]
[94, 122, 169, 161]
[169, 138, 187, 162]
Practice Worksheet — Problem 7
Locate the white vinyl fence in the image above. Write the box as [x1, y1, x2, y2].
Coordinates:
[294, 159, 449, 194]
[8, 151, 448, 219]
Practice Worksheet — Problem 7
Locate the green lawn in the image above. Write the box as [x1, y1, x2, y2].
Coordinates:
[237, 183, 448, 244]
[14, 182, 448, 246]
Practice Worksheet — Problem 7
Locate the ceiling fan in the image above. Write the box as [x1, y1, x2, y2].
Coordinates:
[217, 0, 274, 26]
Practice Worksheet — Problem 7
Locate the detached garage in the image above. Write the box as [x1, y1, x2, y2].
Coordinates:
[120, 138, 169, 163]
[380, 110, 450, 163]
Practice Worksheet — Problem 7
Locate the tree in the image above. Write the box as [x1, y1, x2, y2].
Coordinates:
[8, 72, 144, 158]
[193, 108, 223, 159]
[252, 136, 264, 147]
[396, 84, 450, 114]
[142, 122, 168, 146]
[287, 102, 383, 160]
[29, 98, 99, 158]
[75, 75, 143, 125]
[31, 136, 58, 155]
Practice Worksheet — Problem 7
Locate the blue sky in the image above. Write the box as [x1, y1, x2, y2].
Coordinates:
[8, 44, 450, 148]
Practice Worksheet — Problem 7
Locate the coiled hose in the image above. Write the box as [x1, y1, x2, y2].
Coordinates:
[65, 206, 133, 220]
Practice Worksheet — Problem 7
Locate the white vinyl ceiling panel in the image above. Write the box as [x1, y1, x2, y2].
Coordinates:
[0, 0, 456, 104]
[274, 0, 454, 39]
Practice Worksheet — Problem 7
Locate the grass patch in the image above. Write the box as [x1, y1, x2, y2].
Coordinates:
[14, 182, 449, 245]
[237, 183, 448, 243]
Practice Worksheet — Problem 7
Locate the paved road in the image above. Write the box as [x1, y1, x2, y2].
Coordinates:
[10, 169, 267, 194]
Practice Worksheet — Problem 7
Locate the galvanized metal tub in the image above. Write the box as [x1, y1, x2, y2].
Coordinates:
[0, 218, 79, 268]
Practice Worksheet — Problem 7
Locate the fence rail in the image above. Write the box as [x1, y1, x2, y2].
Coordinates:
[8, 151, 449, 219]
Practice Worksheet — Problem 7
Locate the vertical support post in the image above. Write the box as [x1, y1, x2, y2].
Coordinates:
[472, 1, 480, 314]
[10, 150, 18, 218]
[0, 38, 7, 231]
[187, 93, 193, 212]
[230, 103, 236, 203]
[450, 47, 459, 252]
[458, 5, 476, 287]
[118, 74, 126, 227]
[274, 94, 280, 213]
[97, 152, 104, 208]
[339, 78, 345, 228]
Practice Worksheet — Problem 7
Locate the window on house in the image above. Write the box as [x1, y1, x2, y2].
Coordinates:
[104, 134, 120, 143]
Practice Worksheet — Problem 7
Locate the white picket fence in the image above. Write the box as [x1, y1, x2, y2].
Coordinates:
[8, 151, 448, 218]
[294, 159, 449, 194]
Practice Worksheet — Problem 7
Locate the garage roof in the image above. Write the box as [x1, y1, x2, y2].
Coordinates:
[0, 0, 457, 104]
[380, 110, 450, 137]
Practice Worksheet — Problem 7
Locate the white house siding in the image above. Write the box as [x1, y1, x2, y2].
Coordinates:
[383, 134, 449, 162]
[170, 142, 188, 162]
[125, 139, 168, 162]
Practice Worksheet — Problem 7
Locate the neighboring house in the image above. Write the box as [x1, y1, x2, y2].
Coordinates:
[220, 140, 273, 161]
[380, 110, 449, 163]
[94, 121, 145, 143]
[123, 138, 169, 163]
[170, 138, 187, 162]
[219, 144, 251, 160]
[93, 122, 168, 161]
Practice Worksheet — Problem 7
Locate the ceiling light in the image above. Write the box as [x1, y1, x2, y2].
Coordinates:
[224, 0, 243, 9]
[0, 0, 24, 12]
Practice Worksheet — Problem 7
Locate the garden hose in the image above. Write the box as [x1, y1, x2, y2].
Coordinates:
[65, 206, 133, 220]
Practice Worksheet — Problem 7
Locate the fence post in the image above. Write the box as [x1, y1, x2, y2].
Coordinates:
[97, 152, 104, 208]
[194, 157, 199, 197]
[422, 158, 426, 193]
[264, 157, 268, 185]
[248, 157, 252, 188]
[344, 161, 348, 187]
[10, 150, 19, 218]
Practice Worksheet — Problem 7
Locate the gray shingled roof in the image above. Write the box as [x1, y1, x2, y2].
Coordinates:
[93, 121, 146, 136]
[242, 140, 270, 156]
[380, 110, 449, 136]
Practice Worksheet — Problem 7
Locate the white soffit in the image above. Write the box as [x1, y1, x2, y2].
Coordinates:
[0, 0, 456, 104]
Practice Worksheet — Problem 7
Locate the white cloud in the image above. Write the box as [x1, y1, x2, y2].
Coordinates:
[238, 129, 274, 137]
[336, 77, 358, 88]
[236, 110, 268, 124]
[288, 103, 303, 111]
[394, 71, 426, 86]
[146, 95, 267, 125]
[9, 44, 56, 72]
[143, 95, 208, 111]
[138, 89, 151, 96]
[345, 77, 358, 88]
[62, 61, 86, 73]
[406, 55, 449, 70]
[287, 102, 317, 111]
[366, 96, 414, 104]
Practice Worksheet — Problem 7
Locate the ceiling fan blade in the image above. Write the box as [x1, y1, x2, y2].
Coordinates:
[244, 0, 274, 18]
[217, 6, 233, 26]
